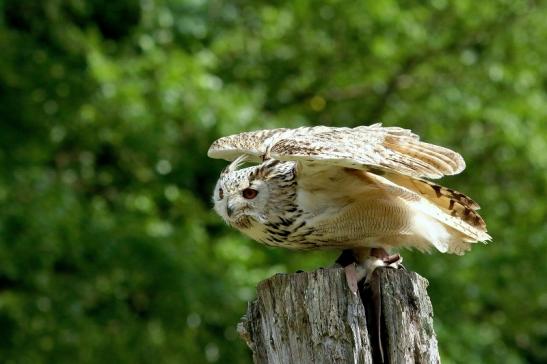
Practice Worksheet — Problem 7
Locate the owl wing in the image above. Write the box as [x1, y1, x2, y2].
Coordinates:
[208, 128, 289, 163]
[208, 124, 464, 179]
[262, 125, 488, 243]
[363, 171, 491, 245]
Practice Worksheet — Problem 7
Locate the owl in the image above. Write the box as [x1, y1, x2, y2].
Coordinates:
[208, 124, 490, 280]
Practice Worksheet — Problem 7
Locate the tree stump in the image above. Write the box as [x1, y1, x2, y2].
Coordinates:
[237, 267, 440, 364]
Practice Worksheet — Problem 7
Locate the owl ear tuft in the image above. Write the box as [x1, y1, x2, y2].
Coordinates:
[221, 155, 249, 176]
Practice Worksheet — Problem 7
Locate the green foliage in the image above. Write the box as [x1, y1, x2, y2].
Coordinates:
[0, 0, 546, 363]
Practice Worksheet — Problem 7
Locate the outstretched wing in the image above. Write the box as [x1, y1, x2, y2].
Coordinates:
[208, 124, 465, 179]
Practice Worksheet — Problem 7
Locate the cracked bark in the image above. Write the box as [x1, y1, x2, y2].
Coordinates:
[238, 267, 440, 364]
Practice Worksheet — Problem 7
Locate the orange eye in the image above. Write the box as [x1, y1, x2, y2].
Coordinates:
[242, 188, 258, 199]
[218, 188, 224, 199]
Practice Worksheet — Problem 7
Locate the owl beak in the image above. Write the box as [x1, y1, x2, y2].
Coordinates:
[226, 204, 235, 218]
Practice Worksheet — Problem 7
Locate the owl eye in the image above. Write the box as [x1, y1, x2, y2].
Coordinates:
[242, 188, 258, 199]
[218, 188, 224, 200]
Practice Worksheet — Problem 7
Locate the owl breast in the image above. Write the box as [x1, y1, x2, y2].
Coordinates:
[239, 165, 401, 250]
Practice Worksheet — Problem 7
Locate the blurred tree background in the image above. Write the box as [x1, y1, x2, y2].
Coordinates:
[0, 0, 545, 363]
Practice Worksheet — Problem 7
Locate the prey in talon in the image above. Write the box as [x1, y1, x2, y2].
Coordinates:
[337, 247, 404, 293]
[208, 124, 491, 287]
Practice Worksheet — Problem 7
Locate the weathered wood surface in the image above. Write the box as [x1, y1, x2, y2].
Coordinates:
[238, 267, 440, 364]
[371, 268, 440, 364]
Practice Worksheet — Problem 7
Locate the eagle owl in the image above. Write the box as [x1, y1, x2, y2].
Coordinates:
[208, 124, 490, 277]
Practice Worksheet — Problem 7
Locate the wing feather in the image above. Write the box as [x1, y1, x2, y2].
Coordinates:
[208, 124, 465, 179]
[208, 128, 288, 162]
[376, 170, 485, 228]
[364, 171, 491, 242]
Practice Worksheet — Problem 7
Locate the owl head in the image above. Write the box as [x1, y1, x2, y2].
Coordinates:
[212, 156, 274, 229]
